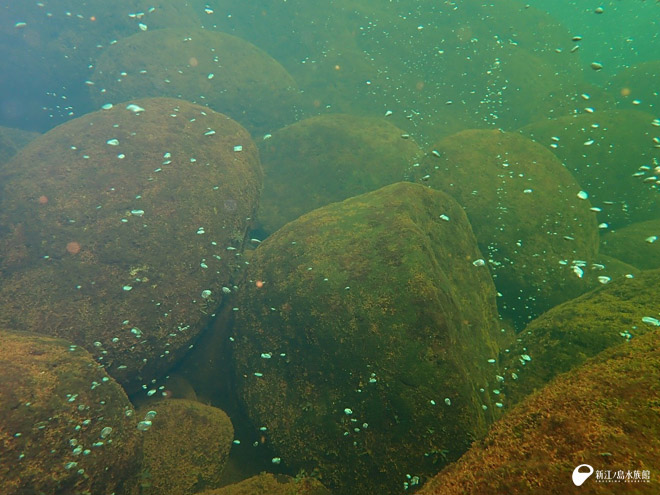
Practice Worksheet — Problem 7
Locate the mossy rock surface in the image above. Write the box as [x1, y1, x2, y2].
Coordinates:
[500, 269, 660, 406]
[419, 328, 660, 495]
[600, 219, 660, 270]
[417, 129, 599, 328]
[256, 114, 421, 235]
[200, 473, 331, 495]
[0, 329, 141, 495]
[90, 28, 300, 135]
[0, 125, 39, 165]
[137, 399, 234, 495]
[233, 182, 503, 495]
[521, 109, 660, 228]
[0, 97, 262, 393]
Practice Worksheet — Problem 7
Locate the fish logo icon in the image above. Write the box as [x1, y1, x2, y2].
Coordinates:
[572, 464, 594, 486]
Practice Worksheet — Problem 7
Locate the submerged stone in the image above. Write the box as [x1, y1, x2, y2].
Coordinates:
[90, 28, 300, 135]
[500, 269, 660, 406]
[0, 97, 262, 393]
[256, 114, 421, 235]
[417, 129, 599, 328]
[419, 328, 660, 494]
[0, 329, 141, 495]
[137, 399, 234, 495]
[233, 182, 503, 495]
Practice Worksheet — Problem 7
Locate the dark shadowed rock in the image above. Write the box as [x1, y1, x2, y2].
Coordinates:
[233, 182, 504, 495]
[0, 97, 262, 394]
[137, 399, 234, 495]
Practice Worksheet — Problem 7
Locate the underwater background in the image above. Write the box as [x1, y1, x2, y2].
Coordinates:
[0, 1, 659, 494]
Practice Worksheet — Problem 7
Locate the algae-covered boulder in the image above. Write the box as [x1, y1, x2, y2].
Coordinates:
[418, 328, 660, 495]
[0, 0, 201, 131]
[499, 269, 660, 407]
[0, 97, 262, 394]
[137, 399, 234, 495]
[90, 28, 300, 135]
[233, 182, 503, 495]
[521, 109, 660, 228]
[200, 473, 331, 495]
[600, 219, 660, 270]
[0, 330, 141, 495]
[0, 125, 39, 165]
[418, 129, 599, 328]
[256, 114, 421, 235]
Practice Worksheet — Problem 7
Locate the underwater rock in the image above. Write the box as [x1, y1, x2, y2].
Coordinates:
[199, 473, 331, 495]
[606, 60, 660, 114]
[232, 182, 503, 495]
[499, 269, 660, 407]
[137, 399, 234, 495]
[522, 109, 660, 229]
[418, 327, 660, 494]
[0, 97, 262, 394]
[0, 125, 39, 165]
[0, 0, 201, 132]
[600, 219, 660, 270]
[0, 329, 141, 495]
[256, 114, 421, 236]
[90, 28, 300, 135]
[418, 129, 600, 328]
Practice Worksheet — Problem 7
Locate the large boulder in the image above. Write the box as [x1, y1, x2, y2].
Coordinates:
[90, 28, 300, 135]
[499, 269, 660, 406]
[417, 129, 600, 328]
[0, 0, 201, 131]
[137, 399, 234, 495]
[232, 182, 504, 495]
[521, 109, 660, 228]
[418, 328, 660, 495]
[255, 114, 421, 235]
[0, 329, 141, 495]
[0, 97, 262, 394]
[600, 219, 660, 270]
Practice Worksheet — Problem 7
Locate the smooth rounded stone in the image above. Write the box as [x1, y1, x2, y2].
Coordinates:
[0, 329, 141, 495]
[199, 473, 331, 495]
[499, 269, 660, 407]
[255, 114, 422, 236]
[0, 125, 39, 165]
[233, 182, 504, 495]
[0, 0, 201, 132]
[521, 109, 660, 228]
[600, 219, 660, 270]
[606, 60, 660, 113]
[417, 129, 600, 328]
[418, 328, 660, 495]
[90, 28, 300, 135]
[137, 399, 233, 495]
[0, 97, 262, 394]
